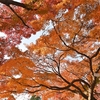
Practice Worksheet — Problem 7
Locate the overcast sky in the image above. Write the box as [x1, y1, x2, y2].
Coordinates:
[17, 31, 43, 51]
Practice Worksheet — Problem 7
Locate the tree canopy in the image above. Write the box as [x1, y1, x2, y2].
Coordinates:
[0, 0, 100, 100]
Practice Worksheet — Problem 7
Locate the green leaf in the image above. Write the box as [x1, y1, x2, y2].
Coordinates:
[30, 95, 41, 100]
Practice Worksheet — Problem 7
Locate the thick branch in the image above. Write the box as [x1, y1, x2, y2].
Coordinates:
[0, 0, 32, 10]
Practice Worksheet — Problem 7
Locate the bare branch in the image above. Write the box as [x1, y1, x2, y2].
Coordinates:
[8, 5, 30, 28]
[0, 0, 32, 10]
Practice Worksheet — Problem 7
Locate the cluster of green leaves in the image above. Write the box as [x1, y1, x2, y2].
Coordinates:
[30, 95, 41, 100]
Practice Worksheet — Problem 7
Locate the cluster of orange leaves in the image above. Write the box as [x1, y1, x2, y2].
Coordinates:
[0, 0, 100, 100]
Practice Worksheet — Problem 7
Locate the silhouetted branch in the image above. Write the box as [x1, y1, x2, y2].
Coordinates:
[0, 0, 32, 10]
[8, 5, 30, 28]
[0, 0, 33, 27]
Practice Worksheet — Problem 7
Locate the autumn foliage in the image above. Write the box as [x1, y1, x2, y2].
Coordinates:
[0, 0, 100, 100]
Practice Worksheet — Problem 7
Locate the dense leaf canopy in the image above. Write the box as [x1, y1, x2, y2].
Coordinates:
[0, 0, 100, 100]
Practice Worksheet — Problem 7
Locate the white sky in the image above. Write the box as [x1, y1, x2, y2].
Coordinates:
[14, 0, 21, 2]
[0, 30, 43, 52]
[17, 31, 43, 51]
[0, 32, 7, 38]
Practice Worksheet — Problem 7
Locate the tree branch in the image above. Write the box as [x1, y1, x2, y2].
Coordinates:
[8, 5, 30, 28]
[0, 0, 32, 10]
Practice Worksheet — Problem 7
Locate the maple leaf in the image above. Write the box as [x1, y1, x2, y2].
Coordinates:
[0, 0, 100, 100]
